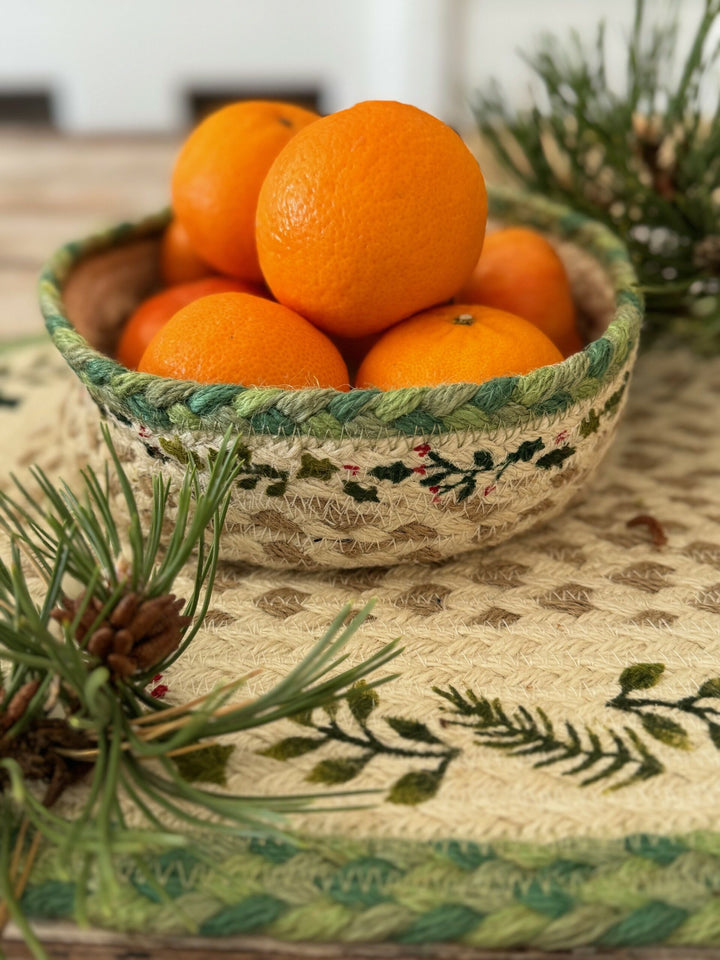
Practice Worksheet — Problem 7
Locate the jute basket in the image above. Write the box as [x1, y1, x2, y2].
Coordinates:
[40, 188, 643, 570]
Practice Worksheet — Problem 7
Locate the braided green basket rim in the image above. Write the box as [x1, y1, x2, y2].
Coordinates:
[38, 187, 643, 440]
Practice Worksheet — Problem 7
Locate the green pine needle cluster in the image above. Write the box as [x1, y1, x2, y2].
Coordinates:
[473, 0, 720, 352]
[0, 427, 401, 949]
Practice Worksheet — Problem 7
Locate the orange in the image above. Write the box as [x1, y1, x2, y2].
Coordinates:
[355, 303, 563, 390]
[138, 292, 350, 390]
[116, 277, 261, 369]
[159, 219, 215, 285]
[256, 100, 487, 338]
[454, 227, 583, 356]
[171, 100, 319, 282]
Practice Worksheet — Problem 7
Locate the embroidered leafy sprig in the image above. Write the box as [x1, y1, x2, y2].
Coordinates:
[370, 438, 574, 502]
[261, 680, 459, 805]
[434, 686, 663, 791]
[608, 662, 720, 750]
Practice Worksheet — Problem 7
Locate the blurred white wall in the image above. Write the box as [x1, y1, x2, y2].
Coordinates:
[0, 0, 713, 133]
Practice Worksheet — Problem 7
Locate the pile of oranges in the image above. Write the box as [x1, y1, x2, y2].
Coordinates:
[117, 99, 582, 391]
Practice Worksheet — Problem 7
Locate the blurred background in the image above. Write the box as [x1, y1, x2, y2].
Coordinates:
[0, 0, 711, 338]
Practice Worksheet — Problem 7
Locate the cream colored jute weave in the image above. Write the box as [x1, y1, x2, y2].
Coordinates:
[4, 336, 720, 948]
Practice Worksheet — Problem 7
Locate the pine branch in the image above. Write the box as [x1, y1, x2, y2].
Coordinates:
[473, 0, 720, 351]
[0, 429, 403, 939]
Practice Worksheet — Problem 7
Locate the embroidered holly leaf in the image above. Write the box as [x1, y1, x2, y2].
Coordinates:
[456, 482, 475, 502]
[536, 445, 576, 470]
[473, 450, 494, 470]
[290, 709, 315, 727]
[296, 453, 339, 480]
[306, 755, 371, 784]
[420, 473, 448, 488]
[173, 743, 235, 786]
[347, 681, 379, 725]
[603, 386, 626, 415]
[511, 438, 545, 463]
[159, 437, 206, 470]
[619, 663, 665, 693]
[253, 463, 285, 479]
[236, 476, 259, 490]
[232, 442, 253, 466]
[707, 722, 720, 750]
[265, 480, 288, 497]
[260, 737, 325, 761]
[387, 767, 445, 805]
[385, 716, 442, 744]
[159, 436, 190, 464]
[639, 713, 691, 750]
[698, 678, 720, 699]
[494, 438, 545, 478]
[342, 480, 379, 503]
[369, 462, 414, 484]
[580, 409, 600, 437]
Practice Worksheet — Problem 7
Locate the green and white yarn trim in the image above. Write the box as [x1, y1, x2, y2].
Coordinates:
[21, 830, 720, 948]
[39, 188, 643, 441]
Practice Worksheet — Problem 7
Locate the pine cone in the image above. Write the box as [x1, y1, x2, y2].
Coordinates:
[51, 591, 191, 680]
[0, 716, 94, 807]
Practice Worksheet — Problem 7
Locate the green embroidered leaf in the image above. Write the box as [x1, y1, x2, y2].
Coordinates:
[698, 677, 720, 699]
[385, 716, 442, 744]
[265, 480, 288, 497]
[603, 386, 626, 416]
[619, 662, 665, 693]
[509, 438, 545, 463]
[296, 453, 339, 481]
[307, 754, 371, 784]
[639, 713, 691, 749]
[236, 476, 259, 490]
[456, 481, 476, 502]
[342, 480, 380, 503]
[253, 463, 285, 479]
[369, 461, 414, 484]
[233, 442, 252, 466]
[387, 767, 445, 805]
[420, 472, 447, 487]
[473, 450, 494, 469]
[159, 436, 192, 466]
[260, 737, 325, 761]
[707, 722, 720, 749]
[290, 708, 315, 727]
[347, 680, 379, 724]
[580, 409, 600, 436]
[536, 445, 576, 470]
[172, 743, 235, 785]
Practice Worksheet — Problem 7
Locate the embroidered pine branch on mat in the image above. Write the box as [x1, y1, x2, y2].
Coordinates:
[473, 0, 720, 352]
[262, 664, 720, 801]
[0, 428, 400, 955]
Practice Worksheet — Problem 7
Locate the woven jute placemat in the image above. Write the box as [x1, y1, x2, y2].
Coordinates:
[3, 336, 720, 950]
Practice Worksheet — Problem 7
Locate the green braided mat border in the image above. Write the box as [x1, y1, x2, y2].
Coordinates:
[38, 188, 643, 440]
[21, 830, 720, 948]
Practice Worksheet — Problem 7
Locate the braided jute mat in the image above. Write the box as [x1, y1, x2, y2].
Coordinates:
[3, 335, 720, 952]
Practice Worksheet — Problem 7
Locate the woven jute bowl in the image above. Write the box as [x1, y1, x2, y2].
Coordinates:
[40, 188, 643, 570]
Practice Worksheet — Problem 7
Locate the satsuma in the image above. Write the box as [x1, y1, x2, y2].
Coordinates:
[256, 100, 487, 338]
[138, 291, 350, 390]
[172, 100, 319, 282]
[454, 227, 583, 356]
[355, 303, 563, 390]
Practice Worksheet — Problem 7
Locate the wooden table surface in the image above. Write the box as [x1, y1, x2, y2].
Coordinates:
[0, 129, 177, 342]
[2, 128, 717, 960]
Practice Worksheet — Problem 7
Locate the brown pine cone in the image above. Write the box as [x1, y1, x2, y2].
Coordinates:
[51, 591, 191, 680]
